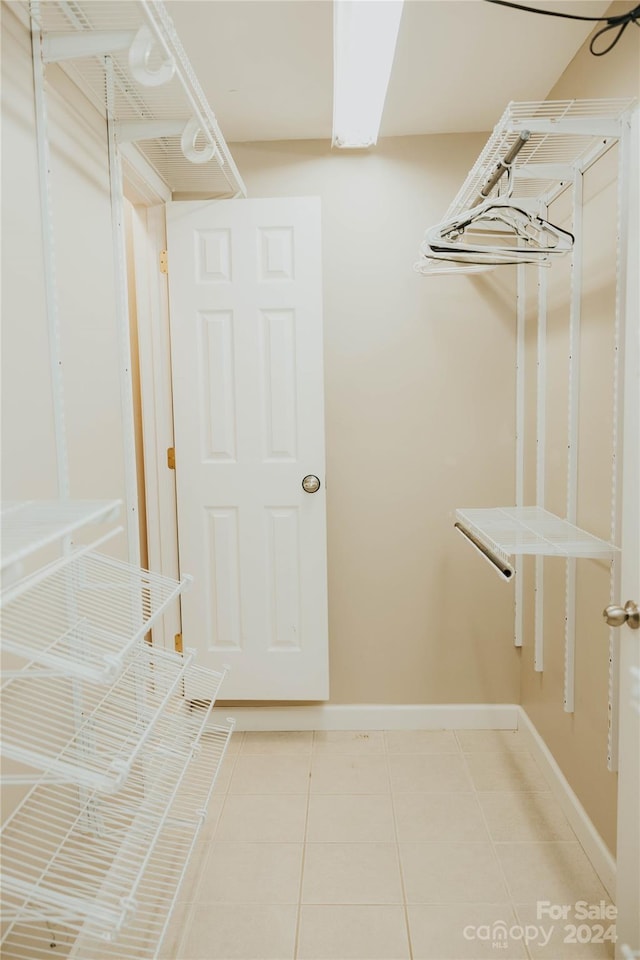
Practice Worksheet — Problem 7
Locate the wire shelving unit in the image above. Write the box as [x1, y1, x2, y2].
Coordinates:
[1, 550, 192, 682]
[0, 507, 233, 958]
[0, 689, 233, 955]
[429, 96, 638, 748]
[30, 0, 246, 198]
[1, 725, 232, 960]
[2, 5, 237, 956]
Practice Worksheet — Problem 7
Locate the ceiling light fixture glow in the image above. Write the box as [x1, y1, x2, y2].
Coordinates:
[332, 0, 404, 149]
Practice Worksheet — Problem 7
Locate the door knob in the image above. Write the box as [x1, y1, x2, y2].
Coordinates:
[603, 601, 640, 629]
[302, 475, 321, 494]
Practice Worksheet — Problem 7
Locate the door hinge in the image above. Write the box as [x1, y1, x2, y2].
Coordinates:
[167, 446, 176, 470]
[174, 633, 183, 654]
[159, 249, 168, 274]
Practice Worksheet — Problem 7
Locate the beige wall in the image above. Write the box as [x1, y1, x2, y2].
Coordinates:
[231, 135, 521, 705]
[1, 3, 129, 562]
[520, 4, 639, 855]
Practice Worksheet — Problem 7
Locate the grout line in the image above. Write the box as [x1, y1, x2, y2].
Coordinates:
[168, 897, 195, 959]
[264, 898, 551, 905]
[206, 732, 593, 960]
[292, 733, 313, 959]
[469, 744, 537, 960]
[384, 733, 415, 960]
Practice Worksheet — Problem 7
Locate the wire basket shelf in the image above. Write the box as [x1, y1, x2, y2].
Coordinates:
[0, 646, 227, 793]
[1, 725, 233, 959]
[0, 670, 233, 949]
[455, 506, 619, 567]
[31, 0, 246, 198]
[1, 551, 192, 682]
[0, 500, 122, 574]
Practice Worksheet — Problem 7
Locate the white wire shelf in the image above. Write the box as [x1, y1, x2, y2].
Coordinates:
[416, 98, 636, 274]
[0, 667, 233, 949]
[456, 506, 620, 568]
[0, 551, 192, 682]
[0, 499, 121, 573]
[445, 98, 636, 218]
[0, 646, 227, 793]
[0, 723, 233, 959]
[31, 0, 246, 198]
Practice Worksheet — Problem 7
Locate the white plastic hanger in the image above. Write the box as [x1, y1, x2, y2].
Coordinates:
[424, 196, 574, 264]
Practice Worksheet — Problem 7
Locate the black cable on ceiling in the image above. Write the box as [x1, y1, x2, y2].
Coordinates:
[484, 0, 640, 55]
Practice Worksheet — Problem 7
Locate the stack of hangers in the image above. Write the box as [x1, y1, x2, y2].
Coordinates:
[416, 195, 574, 276]
[415, 129, 575, 277]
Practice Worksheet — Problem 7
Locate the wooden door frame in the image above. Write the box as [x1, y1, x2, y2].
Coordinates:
[121, 147, 181, 652]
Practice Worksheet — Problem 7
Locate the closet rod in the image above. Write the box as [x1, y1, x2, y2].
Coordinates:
[454, 522, 515, 581]
[473, 130, 531, 206]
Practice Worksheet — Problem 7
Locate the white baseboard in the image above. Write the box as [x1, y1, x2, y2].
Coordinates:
[211, 702, 519, 731]
[517, 706, 616, 900]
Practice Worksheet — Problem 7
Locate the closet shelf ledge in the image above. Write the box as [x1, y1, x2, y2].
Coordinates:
[455, 506, 619, 566]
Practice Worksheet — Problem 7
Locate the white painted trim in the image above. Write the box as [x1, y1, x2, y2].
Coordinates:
[211, 703, 519, 731]
[514, 262, 526, 648]
[31, 5, 70, 500]
[564, 171, 583, 715]
[517, 707, 616, 900]
[615, 105, 640, 955]
[106, 58, 140, 568]
[534, 261, 548, 673]
[120, 142, 171, 207]
[608, 112, 632, 774]
[130, 204, 181, 650]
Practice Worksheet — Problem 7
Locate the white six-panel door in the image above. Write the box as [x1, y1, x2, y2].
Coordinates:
[166, 197, 328, 700]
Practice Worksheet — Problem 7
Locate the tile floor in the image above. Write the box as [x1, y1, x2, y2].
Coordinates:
[162, 729, 614, 960]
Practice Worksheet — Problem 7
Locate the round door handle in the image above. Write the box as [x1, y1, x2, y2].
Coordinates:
[302, 475, 321, 494]
[603, 601, 640, 629]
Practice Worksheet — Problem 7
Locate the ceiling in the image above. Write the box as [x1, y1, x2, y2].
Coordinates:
[165, 0, 613, 143]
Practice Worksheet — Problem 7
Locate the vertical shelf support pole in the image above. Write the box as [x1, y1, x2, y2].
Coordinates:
[515, 263, 526, 647]
[105, 57, 141, 569]
[534, 259, 548, 672]
[564, 170, 584, 714]
[608, 117, 632, 770]
[30, 2, 70, 499]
